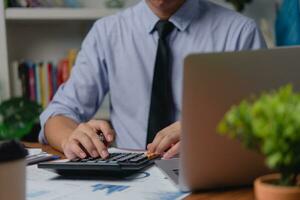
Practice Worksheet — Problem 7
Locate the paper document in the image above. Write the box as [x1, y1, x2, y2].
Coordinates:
[26, 148, 189, 200]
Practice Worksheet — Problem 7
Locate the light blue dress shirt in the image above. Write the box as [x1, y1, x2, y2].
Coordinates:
[39, 0, 266, 149]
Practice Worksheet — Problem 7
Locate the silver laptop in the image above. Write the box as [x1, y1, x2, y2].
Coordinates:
[156, 46, 300, 192]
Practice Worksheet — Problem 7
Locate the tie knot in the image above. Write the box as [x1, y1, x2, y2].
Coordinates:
[155, 20, 175, 39]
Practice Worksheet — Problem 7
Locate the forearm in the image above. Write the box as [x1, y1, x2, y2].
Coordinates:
[44, 116, 78, 153]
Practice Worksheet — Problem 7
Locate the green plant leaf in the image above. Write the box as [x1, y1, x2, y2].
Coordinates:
[217, 85, 300, 186]
[0, 98, 42, 140]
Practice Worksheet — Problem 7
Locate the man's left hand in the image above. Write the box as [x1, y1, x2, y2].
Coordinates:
[147, 121, 181, 159]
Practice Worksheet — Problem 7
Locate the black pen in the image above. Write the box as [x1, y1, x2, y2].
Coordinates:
[98, 131, 108, 147]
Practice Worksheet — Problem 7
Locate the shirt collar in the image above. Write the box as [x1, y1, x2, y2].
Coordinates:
[140, 0, 200, 34]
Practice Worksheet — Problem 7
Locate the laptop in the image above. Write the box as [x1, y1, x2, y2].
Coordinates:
[156, 46, 300, 192]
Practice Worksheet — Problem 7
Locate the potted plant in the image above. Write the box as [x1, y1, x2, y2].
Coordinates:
[0, 97, 42, 200]
[218, 85, 300, 200]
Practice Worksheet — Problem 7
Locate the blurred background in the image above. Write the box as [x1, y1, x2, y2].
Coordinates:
[0, 0, 299, 141]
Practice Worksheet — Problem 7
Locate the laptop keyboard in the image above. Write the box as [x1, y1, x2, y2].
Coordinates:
[173, 169, 179, 176]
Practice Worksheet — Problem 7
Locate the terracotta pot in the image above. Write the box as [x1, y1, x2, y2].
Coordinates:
[255, 174, 300, 200]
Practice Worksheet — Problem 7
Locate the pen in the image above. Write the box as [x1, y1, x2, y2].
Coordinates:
[98, 131, 108, 146]
[27, 154, 60, 165]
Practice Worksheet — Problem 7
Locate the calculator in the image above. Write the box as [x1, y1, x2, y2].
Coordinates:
[38, 152, 159, 177]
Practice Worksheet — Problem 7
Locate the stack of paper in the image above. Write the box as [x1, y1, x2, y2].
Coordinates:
[26, 165, 188, 200]
[26, 147, 189, 200]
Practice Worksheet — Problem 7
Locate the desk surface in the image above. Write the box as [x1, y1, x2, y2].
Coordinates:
[24, 142, 254, 200]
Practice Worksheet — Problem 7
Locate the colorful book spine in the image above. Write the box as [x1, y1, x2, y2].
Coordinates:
[35, 63, 41, 105]
[43, 62, 49, 108]
[39, 62, 45, 107]
[68, 49, 77, 73]
[57, 60, 64, 87]
[61, 59, 69, 83]
[10, 61, 22, 97]
[19, 62, 30, 99]
[28, 62, 36, 101]
[52, 64, 58, 95]
[47, 63, 54, 101]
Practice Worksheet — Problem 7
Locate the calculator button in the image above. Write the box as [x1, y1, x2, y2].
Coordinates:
[129, 155, 147, 163]
[87, 160, 97, 163]
[108, 154, 128, 161]
[108, 153, 121, 158]
[70, 158, 81, 162]
[80, 158, 91, 162]
[116, 154, 140, 162]
[97, 160, 108, 164]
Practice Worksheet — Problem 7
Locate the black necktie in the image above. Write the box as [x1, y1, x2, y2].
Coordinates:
[146, 20, 176, 145]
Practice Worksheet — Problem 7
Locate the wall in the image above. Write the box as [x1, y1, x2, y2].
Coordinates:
[212, 0, 278, 47]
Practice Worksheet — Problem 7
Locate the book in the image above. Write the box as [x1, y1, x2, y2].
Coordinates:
[35, 63, 41, 104]
[28, 62, 36, 101]
[61, 59, 69, 83]
[68, 49, 77, 74]
[10, 61, 22, 97]
[38, 62, 45, 107]
[19, 62, 30, 99]
[57, 59, 69, 87]
[47, 62, 54, 101]
[52, 64, 58, 95]
[42, 62, 49, 108]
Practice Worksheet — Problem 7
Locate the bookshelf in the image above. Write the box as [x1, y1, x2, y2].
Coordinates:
[0, 0, 130, 118]
[5, 8, 119, 20]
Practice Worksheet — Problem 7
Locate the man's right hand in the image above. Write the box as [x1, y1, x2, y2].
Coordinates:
[61, 120, 115, 160]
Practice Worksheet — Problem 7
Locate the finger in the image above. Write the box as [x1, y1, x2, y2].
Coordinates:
[84, 130, 109, 159]
[78, 122, 109, 158]
[64, 148, 77, 160]
[147, 143, 153, 150]
[66, 139, 86, 159]
[88, 120, 115, 143]
[163, 142, 180, 159]
[155, 133, 179, 154]
[77, 124, 105, 157]
[148, 129, 167, 153]
[74, 131, 97, 157]
[92, 137, 109, 158]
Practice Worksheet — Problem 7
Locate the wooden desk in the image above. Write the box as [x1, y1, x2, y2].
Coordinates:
[24, 142, 254, 200]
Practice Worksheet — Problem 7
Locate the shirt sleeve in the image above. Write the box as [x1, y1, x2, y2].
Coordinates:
[236, 19, 267, 50]
[39, 21, 109, 144]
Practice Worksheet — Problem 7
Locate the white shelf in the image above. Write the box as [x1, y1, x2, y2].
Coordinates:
[5, 8, 120, 20]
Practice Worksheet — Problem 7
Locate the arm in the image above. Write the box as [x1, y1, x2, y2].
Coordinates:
[40, 21, 112, 159]
[45, 116, 77, 153]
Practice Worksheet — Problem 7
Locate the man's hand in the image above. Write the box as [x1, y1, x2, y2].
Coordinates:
[147, 121, 181, 159]
[61, 120, 115, 160]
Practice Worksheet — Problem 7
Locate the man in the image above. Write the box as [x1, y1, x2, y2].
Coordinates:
[39, 0, 266, 160]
